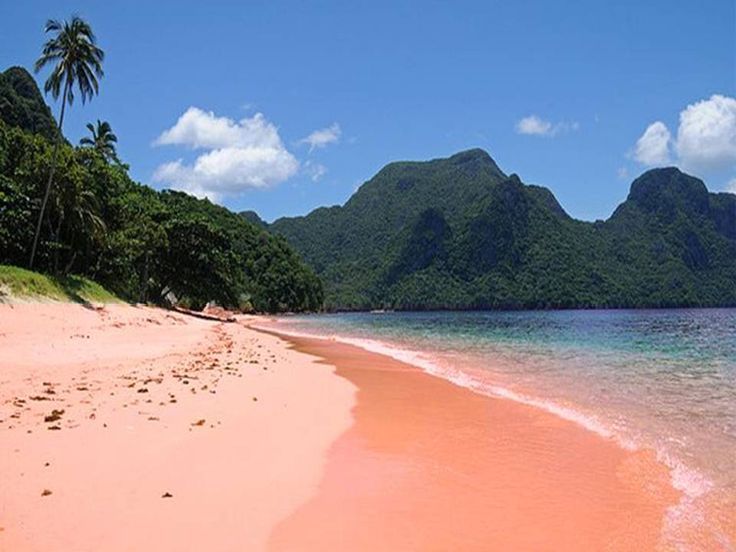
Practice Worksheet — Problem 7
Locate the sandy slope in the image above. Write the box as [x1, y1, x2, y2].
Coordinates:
[0, 303, 354, 552]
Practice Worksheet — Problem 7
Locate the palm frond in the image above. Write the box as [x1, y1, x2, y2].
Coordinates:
[34, 15, 105, 105]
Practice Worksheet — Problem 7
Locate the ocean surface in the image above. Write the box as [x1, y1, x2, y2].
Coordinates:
[272, 309, 736, 548]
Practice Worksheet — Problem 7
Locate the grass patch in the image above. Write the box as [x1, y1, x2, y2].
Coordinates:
[0, 265, 120, 304]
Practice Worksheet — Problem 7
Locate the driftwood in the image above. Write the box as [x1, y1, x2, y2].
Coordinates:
[171, 306, 236, 323]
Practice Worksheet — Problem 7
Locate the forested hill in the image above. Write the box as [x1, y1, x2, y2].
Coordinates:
[270, 149, 736, 310]
[0, 66, 322, 312]
[0, 66, 60, 142]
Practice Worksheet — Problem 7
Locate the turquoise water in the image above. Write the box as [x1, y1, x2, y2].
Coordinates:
[273, 309, 736, 545]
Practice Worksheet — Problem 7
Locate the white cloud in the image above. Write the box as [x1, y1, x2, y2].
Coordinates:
[515, 115, 579, 137]
[633, 121, 672, 166]
[617, 166, 630, 180]
[299, 123, 341, 151]
[304, 160, 327, 182]
[727, 178, 736, 194]
[153, 107, 298, 201]
[675, 95, 736, 172]
[632, 95, 736, 180]
[516, 115, 552, 136]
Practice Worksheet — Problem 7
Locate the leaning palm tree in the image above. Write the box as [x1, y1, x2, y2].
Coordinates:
[29, 16, 104, 269]
[80, 119, 118, 163]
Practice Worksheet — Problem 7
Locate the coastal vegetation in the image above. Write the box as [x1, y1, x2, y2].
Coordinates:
[0, 264, 119, 303]
[0, 58, 322, 312]
[270, 149, 736, 310]
[29, 16, 105, 269]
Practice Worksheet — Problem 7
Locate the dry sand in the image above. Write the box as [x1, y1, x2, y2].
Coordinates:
[0, 303, 354, 552]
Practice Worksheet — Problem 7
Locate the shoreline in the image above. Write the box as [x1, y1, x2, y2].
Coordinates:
[263, 326, 682, 550]
[259, 317, 736, 547]
[2, 303, 725, 550]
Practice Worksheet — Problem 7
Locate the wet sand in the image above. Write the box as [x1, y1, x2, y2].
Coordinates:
[267, 333, 681, 551]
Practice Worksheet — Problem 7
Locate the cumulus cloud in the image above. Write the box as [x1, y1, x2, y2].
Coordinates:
[153, 107, 298, 201]
[632, 95, 736, 191]
[675, 95, 736, 172]
[299, 123, 341, 151]
[515, 115, 579, 137]
[633, 121, 672, 166]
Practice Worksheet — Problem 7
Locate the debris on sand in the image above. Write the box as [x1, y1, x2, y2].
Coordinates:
[44, 409, 64, 423]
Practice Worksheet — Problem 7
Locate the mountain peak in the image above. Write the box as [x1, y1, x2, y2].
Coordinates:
[448, 148, 492, 161]
[239, 210, 267, 228]
[627, 167, 709, 216]
[446, 148, 506, 179]
[0, 65, 61, 141]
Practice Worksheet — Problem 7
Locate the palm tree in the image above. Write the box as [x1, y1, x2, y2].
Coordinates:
[29, 16, 104, 269]
[80, 119, 118, 163]
[52, 174, 107, 274]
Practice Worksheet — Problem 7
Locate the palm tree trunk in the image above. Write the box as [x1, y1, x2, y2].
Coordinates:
[29, 79, 70, 270]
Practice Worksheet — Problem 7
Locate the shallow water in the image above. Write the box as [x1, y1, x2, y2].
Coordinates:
[274, 309, 736, 548]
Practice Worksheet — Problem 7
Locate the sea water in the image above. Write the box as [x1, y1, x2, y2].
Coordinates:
[273, 309, 736, 547]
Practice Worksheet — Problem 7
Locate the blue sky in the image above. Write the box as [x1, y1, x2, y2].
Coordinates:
[2, 0, 735, 221]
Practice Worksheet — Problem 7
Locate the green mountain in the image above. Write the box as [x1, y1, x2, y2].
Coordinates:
[0, 66, 61, 142]
[239, 210, 268, 229]
[270, 149, 736, 310]
[0, 66, 322, 312]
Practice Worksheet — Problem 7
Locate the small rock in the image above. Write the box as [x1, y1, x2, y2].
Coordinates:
[41, 489, 52, 496]
[161, 492, 173, 498]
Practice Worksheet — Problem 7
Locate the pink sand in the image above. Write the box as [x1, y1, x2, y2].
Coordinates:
[0, 303, 354, 551]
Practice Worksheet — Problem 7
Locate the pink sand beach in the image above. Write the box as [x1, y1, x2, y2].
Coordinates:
[2, 303, 718, 550]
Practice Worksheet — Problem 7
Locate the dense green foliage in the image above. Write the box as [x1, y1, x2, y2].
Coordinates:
[271, 149, 736, 310]
[0, 67, 61, 142]
[0, 67, 322, 312]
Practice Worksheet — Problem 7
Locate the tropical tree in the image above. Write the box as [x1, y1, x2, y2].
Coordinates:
[29, 16, 104, 269]
[80, 119, 118, 163]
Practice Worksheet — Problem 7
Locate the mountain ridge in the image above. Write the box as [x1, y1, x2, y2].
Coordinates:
[268, 149, 736, 310]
